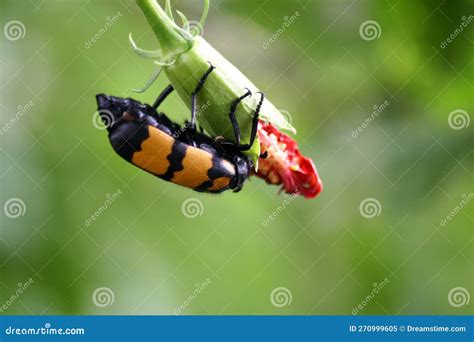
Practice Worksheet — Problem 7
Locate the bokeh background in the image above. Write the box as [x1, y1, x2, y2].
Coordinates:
[1, 0, 472, 315]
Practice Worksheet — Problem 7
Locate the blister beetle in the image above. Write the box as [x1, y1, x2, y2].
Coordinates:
[95, 64, 265, 193]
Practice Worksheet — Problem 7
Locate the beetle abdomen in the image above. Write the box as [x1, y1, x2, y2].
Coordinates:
[109, 122, 235, 193]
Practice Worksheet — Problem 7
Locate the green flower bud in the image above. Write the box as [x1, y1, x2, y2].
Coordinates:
[132, 0, 295, 166]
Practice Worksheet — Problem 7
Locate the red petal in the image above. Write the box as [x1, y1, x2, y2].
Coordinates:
[255, 121, 322, 199]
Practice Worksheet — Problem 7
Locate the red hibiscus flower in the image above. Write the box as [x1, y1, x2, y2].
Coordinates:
[255, 121, 323, 199]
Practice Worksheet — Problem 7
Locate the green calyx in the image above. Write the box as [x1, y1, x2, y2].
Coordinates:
[130, 0, 208, 92]
[131, 0, 208, 72]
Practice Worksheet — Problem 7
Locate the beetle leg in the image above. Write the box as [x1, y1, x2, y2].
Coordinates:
[228, 88, 252, 146]
[231, 156, 243, 192]
[152, 84, 174, 109]
[190, 63, 215, 130]
[238, 92, 265, 151]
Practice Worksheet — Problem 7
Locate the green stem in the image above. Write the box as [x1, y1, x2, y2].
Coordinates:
[135, 0, 191, 60]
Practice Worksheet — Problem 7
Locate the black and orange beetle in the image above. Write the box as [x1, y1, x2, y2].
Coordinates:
[96, 64, 265, 193]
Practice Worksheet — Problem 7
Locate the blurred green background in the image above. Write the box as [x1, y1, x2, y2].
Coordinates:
[1, 0, 472, 315]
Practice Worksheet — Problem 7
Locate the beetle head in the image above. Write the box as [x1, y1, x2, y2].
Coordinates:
[95, 94, 150, 132]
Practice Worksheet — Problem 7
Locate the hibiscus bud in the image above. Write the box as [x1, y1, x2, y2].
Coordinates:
[133, 0, 295, 165]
